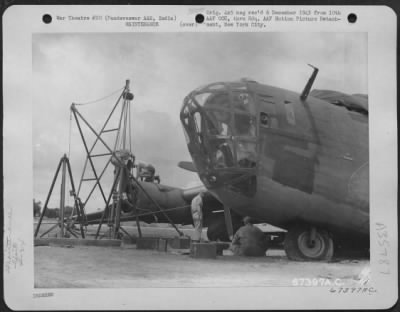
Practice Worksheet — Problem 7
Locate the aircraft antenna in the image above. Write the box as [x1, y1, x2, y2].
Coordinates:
[300, 64, 319, 101]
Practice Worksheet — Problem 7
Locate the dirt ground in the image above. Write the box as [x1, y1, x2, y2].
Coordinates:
[34, 222, 370, 288]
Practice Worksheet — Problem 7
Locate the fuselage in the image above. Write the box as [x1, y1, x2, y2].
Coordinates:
[180, 79, 369, 237]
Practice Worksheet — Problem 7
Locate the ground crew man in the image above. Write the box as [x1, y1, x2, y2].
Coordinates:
[231, 216, 268, 257]
[111, 149, 135, 212]
[191, 191, 205, 242]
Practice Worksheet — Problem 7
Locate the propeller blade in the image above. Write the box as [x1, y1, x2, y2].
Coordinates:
[182, 185, 207, 201]
[178, 161, 198, 172]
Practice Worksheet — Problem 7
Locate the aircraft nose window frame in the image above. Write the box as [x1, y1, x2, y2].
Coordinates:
[180, 82, 260, 172]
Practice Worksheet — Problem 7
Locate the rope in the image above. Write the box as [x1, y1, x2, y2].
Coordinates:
[119, 204, 191, 220]
[87, 204, 191, 225]
[74, 87, 124, 106]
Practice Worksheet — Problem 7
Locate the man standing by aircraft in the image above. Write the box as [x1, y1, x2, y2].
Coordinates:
[231, 217, 268, 257]
[191, 191, 204, 242]
[111, 149, 135, 211]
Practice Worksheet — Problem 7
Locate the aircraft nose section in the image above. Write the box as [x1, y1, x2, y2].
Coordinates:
[180, 80, 259, 197]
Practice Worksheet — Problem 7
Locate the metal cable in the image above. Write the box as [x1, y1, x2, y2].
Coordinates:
[74, 87, 124, 106]
[87, 204, 191, 225]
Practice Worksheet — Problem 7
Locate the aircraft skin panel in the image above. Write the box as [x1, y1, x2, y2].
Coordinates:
[212, 175, 369, 236]
[347, 162, 369, 211]
[255, 84, 367, 205]
[275, 85, 366, 202]
[306, 95, 368, 211]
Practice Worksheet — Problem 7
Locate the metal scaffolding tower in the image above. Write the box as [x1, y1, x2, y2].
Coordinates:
[34, 154, 86, 239]
[71, 80, 183, 240]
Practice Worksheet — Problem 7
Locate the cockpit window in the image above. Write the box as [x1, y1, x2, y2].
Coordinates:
[230, 82, 248, 90]
[194, 93, 213, 107]
[193, 92, 233, 137]
[194, 111, 202, 133]
[260, 112, 270, 128]
[203, 92, 230, 110]
[181, 97, 203, 145]
[236, 141, 257, 168]
[206, 109, 232, 136]
[182, 124, 190, 144]
[181, 82, 259, 173]
[232, 92, 256, 115]
[207, 83, 226, 90]
[234, 114, 256, 137]
[208, 139, 235, 168]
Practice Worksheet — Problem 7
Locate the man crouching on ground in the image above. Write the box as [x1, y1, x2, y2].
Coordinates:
[231, 216, 268, 256]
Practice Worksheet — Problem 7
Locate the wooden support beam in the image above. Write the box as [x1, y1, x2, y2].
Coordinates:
[34, 238, 122, 247]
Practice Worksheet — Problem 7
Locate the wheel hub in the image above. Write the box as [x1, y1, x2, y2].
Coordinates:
[298, 232, 325, 258]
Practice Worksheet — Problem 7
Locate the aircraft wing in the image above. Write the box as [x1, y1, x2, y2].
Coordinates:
[310, 89, 368, 113]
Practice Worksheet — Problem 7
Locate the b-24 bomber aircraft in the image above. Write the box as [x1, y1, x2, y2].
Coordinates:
[179, 65, 369, 261]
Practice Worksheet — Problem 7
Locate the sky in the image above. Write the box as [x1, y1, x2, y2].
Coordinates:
[32, 32, 367, 212]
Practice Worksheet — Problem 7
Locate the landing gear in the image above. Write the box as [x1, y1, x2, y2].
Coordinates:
[207, 214, 230, 241]
[284, 225, 334, 261]
[206, 213, 241, 242]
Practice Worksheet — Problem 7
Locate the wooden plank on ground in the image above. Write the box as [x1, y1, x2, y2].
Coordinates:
[34, 238, 121, 247]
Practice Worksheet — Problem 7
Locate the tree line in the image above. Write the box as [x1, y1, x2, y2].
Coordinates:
[33, 199, 74, 218]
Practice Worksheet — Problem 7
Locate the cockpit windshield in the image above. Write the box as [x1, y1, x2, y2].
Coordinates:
[181, 81, 258, 171]
[193, 92, 230, 136]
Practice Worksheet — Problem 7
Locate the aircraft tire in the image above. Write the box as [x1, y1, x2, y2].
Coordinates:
[284, 225, 334, 261]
